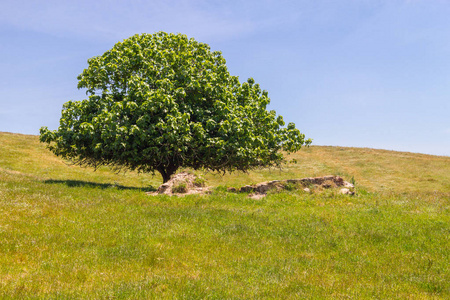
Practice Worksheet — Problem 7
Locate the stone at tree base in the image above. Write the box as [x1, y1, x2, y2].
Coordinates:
[157, 183, 171, 194]
[154, 172, 208, 195]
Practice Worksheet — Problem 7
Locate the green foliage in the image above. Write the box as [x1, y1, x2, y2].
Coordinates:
[193, 176, 206, 187]
[39, 32, 311, 182]
[281, 181, 299, 191]
[172, 182, 188, 193]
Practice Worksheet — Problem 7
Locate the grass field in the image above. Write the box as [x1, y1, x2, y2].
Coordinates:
[0, 131, 449, 299]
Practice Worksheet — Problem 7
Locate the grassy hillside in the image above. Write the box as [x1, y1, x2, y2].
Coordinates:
[1, 132, 449, 298]
[1, 132, 448, 193]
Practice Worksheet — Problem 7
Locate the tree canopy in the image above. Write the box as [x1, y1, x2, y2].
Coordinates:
[40, 32, 311, 183]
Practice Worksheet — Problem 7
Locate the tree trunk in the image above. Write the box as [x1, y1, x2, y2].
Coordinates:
[157, 163, 178, 183]
[160, 171, 171, 183]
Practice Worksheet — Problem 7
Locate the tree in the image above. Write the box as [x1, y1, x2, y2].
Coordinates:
[40, 32, 311, 183]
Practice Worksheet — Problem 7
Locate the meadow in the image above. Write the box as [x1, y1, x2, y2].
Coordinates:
[0, 131, 449, 299]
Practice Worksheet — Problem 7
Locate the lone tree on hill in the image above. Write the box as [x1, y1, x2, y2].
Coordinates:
[40, 32, 311, 183]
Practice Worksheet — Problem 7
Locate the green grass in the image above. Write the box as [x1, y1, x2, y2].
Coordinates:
[0, 132, 449, 298]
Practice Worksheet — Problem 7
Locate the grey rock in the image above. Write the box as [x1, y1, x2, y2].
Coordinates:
[339, 188, 354, 195]
[240, 185, 255, 193]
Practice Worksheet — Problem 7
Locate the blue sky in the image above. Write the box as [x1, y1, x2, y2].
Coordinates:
[1, 0, 449, 156]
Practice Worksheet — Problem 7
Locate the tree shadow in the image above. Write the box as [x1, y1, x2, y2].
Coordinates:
[43, 179, 156, 192]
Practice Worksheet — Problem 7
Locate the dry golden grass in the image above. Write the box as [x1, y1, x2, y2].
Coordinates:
[0, 132, 161, 188]
[202, 145, 449, 196]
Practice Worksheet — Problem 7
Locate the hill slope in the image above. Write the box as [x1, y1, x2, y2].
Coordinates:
[0, 131, 449, 298]
[1, 131, 448, 194]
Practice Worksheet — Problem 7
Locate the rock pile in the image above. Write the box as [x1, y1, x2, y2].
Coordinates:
[229, 175, 355, 198]
[148, 173, 355, 198]
[149, 172, 209, 196]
